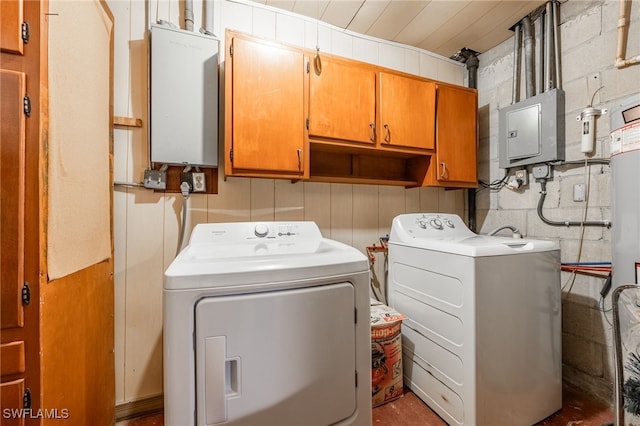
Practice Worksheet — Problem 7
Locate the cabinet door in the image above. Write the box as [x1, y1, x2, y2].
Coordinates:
[1, 0, 24, 55]
[379, 72, 436, 150]
[0, 379, 25, 426]
[228, 36, 305, 175]
[1, 70, 26, 329]
[433, 84, 477, 185]
[309, 57, 376, 145]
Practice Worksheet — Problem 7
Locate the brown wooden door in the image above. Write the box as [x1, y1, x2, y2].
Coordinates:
[0, 0, 24, 55]
[0, 70, 26, 330]
[229, 36, 305, 175]
[433, 84, 478, 184]
[309, 56, 376, 145]
[378, 72, 436, 150]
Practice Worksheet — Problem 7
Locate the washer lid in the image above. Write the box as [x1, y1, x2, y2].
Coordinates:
[390, 213, 559, 256]
[164, 221, 368, 289]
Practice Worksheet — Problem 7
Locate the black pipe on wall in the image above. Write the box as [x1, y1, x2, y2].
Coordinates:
[451, 48, 480, 232]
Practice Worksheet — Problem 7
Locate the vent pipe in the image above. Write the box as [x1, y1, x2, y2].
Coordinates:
[450, 47, 479, 233]
[185, 0, 194, 31]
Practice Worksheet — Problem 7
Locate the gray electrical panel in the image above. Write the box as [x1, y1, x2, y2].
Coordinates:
[150, 25, 219, 167]
[498, 88, 565, 168]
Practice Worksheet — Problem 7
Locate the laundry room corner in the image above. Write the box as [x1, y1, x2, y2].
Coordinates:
[108, 0, 467, 413]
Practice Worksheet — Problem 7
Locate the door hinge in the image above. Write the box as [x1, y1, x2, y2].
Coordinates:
[355, 370, 358, 387]
[305, 118, 309, 130]
[22, 282, 30, 305]
[23, 388, 31, 409]
[230, 149, 234, 163]
[23, 95, 31, 117]
[306, 61, 310, 74]
[354, 307, 357, 324]
[22, 22, 30, 44]
[229, 44, 233, 57]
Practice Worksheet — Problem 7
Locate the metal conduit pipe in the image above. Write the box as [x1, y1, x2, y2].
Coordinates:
[544, 1, 555, 91]
[553, 0, 562, 89]
[512, 23, 522, 104]
[538, 12, 544, 95]
[537, 179, 611, 227]
[522, 16, 535, 98]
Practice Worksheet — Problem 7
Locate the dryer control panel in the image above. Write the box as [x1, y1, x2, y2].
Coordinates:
[189, 221, 323, 245]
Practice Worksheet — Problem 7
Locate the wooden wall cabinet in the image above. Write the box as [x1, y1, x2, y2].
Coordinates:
[308, 56, 376, 146]
[378, 71, 436, 151]
[225, 30, 477, 189]
[426, 84, 478, 188]
[225, 33, 308, 179]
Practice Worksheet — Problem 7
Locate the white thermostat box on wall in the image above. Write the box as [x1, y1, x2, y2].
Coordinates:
[150, 25, 219, 167]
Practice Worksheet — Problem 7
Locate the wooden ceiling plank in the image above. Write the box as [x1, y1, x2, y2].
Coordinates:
[346, 0, 391, 34]
[365, 0, 431, 41]
[292, 0, 330, 20]
[393, 0, 470, 47]
[321, 0, 367, 29]
[416, 1, 499, 55]
[434, 0, 545, 56]
[266, 0, 296, 11]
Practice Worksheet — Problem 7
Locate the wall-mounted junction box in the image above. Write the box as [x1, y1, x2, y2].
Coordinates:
[498, 89, 565, 169]
[150, 25, 219, 167]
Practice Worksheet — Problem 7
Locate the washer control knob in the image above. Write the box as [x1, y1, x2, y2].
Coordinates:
[430, 218, 443, 230]
[254, 223, 269, 238]
[417, 220, 427, 229]
[444, 219, 455, 228]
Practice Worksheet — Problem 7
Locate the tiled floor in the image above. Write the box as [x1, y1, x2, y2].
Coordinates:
[117, 384, 614, 426]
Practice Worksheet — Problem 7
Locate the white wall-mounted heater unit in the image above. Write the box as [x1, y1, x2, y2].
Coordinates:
[150, 24, 219, 167]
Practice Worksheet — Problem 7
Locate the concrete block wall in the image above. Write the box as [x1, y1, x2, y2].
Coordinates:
[476, 0, 640, 402]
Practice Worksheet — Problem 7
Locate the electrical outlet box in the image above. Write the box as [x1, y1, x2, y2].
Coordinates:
[143, 169, 167, 190]
[499, 89, 565, 168]
[532, 164, 553, 180]
[573, 183, 586, 202]
[515, 169, 528, 186]
[192, 172, 206, 192]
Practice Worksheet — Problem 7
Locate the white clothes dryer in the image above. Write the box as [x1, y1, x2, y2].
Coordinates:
[388, 213, 562, 426]
[163, 221, 371, 426]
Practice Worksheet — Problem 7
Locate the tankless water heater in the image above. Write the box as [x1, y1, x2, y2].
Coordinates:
[150, 24, 219, 167]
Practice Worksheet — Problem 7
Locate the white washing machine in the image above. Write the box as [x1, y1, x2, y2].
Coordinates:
[163, 221, 371, 426]
[388, 213, 562, 426]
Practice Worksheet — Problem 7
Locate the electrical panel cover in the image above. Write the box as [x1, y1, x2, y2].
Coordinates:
[498, 89, 565, 169]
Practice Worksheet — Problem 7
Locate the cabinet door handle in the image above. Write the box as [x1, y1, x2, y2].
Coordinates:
[383, 124, 390, 142]
[369, 123, 375, 142]
[297, 148, 303, 170]
[440, 162, 448, 179]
